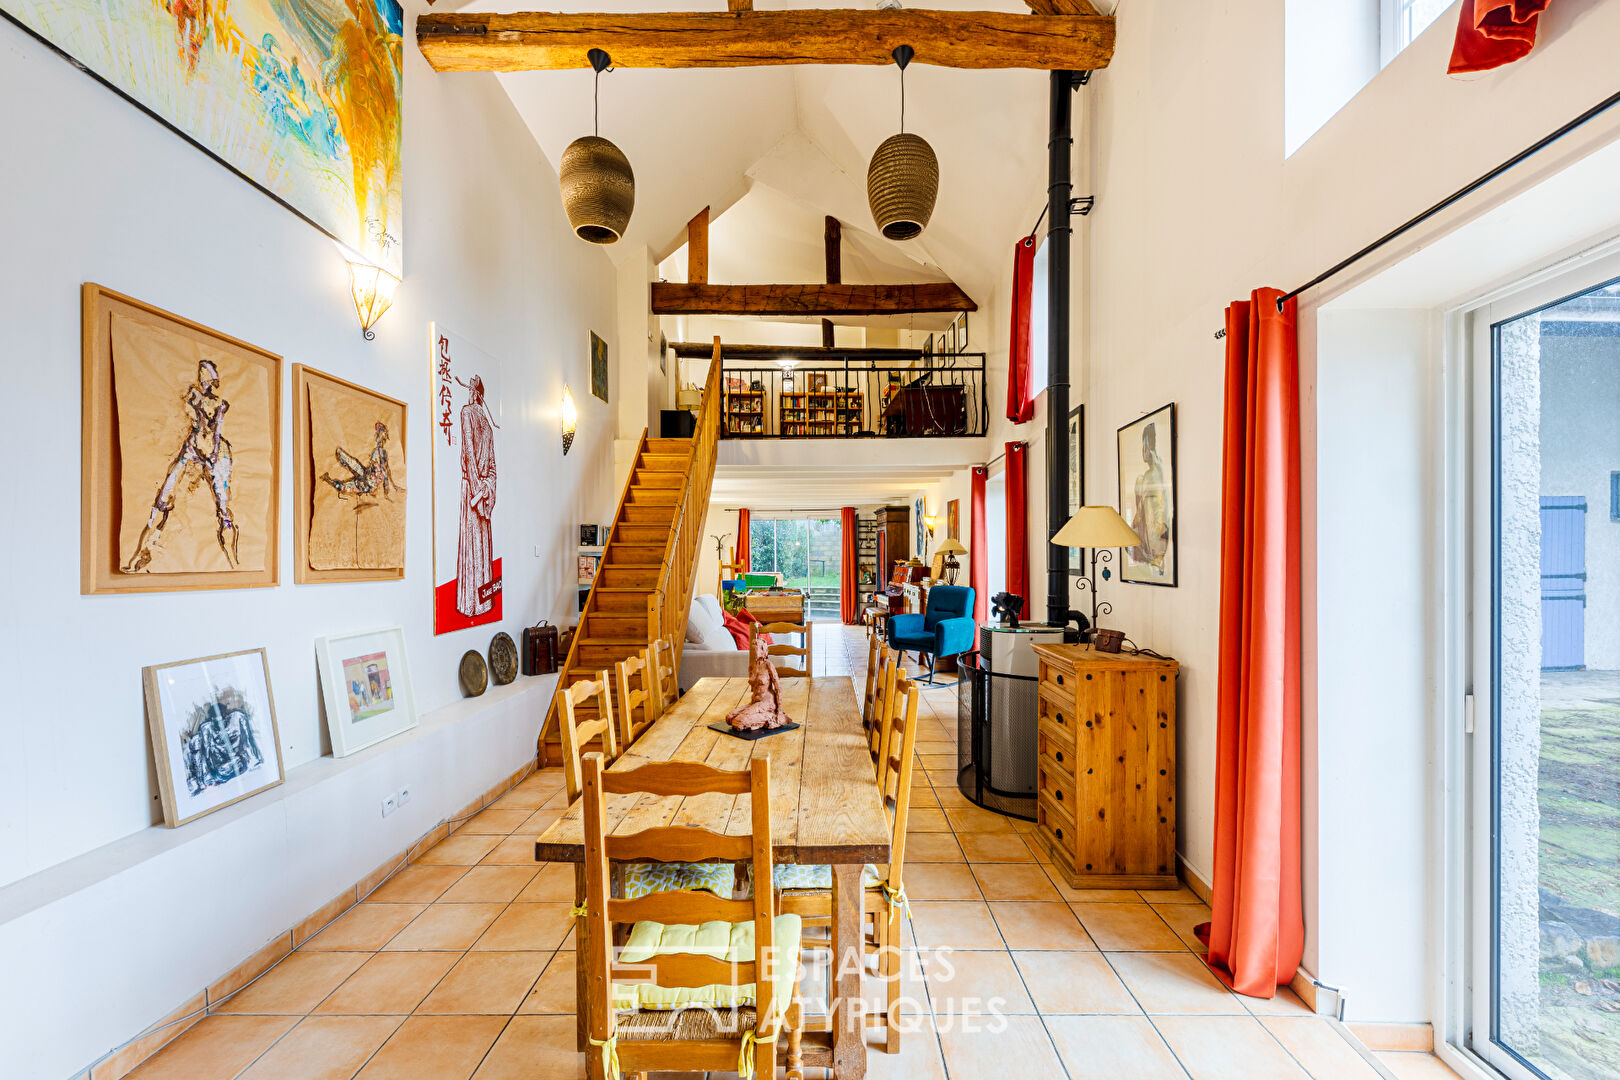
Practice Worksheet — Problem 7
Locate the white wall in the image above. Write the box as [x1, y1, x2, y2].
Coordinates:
[0, 4, 620, 1070]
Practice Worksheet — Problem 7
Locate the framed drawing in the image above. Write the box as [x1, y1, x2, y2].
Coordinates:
[1067, 405, 1085, 570]
[914, 496, 927, 557]
[82, 284, 281, 595]
[590, 331, 610, 402]
[143, 648, 283, 827]
[431, 325, 503, 634]
[1117, 402, 1177, 587]
[315, 626, 418, 757]
[292, 366, 406, 583]
[946, 498, 960, 541]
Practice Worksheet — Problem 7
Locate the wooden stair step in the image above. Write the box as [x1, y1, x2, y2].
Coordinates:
[631, 471, 684, 489]
[605, 544, 666, 564]
[645, 438, 693, 454]
[627, 487, 681, 505]
[583, 612, 648, 639]
[577, 641, 650, 666]
[598, 566, 662, 588]
[610, 524, 669, 545]
[638, 453, 689, 473]
[588, 587, 648, 613]
[620, 505, 677, 524]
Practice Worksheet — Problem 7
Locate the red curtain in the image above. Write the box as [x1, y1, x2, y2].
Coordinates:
[1006, 236, 1036, 424]
[840, 507, 858, 624]
[970, 466, 989, 624]
[735, 509, 751, 574]
[1005, 442, 1029, 613]
[1200, 289, 1303, 998]
[1448, 0, 1550, 74]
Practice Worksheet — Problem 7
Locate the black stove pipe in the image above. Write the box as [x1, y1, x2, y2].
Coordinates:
[1045, 71, 1080, 632]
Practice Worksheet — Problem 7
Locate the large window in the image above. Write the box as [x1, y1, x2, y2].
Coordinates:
[1383, 0, 1452, 64]
[749, 516, 843, 621]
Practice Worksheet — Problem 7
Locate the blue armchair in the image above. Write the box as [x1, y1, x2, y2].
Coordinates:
[887, 585, 976, 685]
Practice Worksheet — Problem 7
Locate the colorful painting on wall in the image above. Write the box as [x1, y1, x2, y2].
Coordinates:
[1117, 402, 1177, 587]
[590, 331, 609, 402]
[315, 626, 417, 756]
[1, 0, 405, 273]
[142, 648, 283, 827]
[431, 325, 503, 634]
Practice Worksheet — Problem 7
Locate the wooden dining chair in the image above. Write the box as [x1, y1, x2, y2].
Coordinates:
[652, 635, 680, 711]
[580, 754, 804, 1080]
[753, 621, 812, 678]
[556, 672, 619, 802]
[861, 635, 886, 730]
[867, 649, 897, 773]
[774, 674, 920, 1054]
[615, 650, 660, 747]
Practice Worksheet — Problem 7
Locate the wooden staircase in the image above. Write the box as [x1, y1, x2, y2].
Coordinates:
[538, 344, 723, 764]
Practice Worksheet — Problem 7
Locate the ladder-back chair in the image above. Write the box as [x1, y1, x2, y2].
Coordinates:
[557, 672, 619, 802]
[615, 650, 661, 747]
[753, 621, 812, 678]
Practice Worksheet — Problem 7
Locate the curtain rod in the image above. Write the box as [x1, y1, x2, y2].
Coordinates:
[1214, 85, 1620, 341]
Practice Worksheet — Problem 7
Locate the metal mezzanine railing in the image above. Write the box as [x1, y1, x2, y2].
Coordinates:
[718, 351, 988, 439]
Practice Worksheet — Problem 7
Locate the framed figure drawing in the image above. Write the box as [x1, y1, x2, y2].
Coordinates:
[292, 365, 406, 583]
[590, 331, 610, 402]
[143, 648, 283, 827]
[315, 627, 418, 757]
[1117, 403, 1177, 587]
[431, 325, 503, 634]
[82, 285, 280, 594]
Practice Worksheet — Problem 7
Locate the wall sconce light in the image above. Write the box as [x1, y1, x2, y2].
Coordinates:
[560, 385, 578, 455]
[347, 259, 399, 341]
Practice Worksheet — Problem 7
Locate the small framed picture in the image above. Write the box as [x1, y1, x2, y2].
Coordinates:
[315, 627, 419, 757]
[578, 552, 602, 585]
[580, 523, 598, 547]
[142, 648, 284, 827]
[1117, 402, 1177, 587]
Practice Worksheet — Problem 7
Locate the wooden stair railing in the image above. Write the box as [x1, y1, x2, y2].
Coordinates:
[538, 340, 723, 764]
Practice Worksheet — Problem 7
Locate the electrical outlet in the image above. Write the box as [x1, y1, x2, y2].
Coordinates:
[382, 795, 397, 818]
[398, 786, 413, 808]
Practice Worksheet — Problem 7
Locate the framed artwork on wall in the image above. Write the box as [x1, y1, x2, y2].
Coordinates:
[2, 0, 405, 273]
[1067, 405, 1085, 570]
[431, 325, 503, 635]
[142, 648, 283, 827]
[292, 365, 406, 583]
[82, 284, 281, 595]
[1117, 402, 1177, 587]
[315, 626, 418, 757]
[914, 496, 927, 559]
[946, 498, 960, 541]
[590, 331, 610, 402]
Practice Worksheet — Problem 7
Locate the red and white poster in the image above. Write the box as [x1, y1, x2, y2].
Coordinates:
[430, 325, 503, 635]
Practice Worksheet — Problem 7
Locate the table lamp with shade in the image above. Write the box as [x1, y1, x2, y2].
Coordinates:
[935, 538, 967, 584]
[1051, 506, 1142, 641]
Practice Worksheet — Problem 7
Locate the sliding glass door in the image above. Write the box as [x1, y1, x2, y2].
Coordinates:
[748, 515, 843, 622]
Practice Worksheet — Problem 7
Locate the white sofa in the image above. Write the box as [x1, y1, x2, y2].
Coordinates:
[679, 593, 749, 691]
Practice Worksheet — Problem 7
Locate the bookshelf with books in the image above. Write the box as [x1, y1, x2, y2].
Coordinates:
[724, 388, 765, 436]
[778, 388, 863, 437]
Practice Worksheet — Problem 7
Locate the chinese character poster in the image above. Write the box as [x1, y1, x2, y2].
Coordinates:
[429, 324, 503, 634]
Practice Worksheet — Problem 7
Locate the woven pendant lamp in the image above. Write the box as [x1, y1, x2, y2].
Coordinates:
[867, 45, 938, 241]
[560, 50, 634, 244]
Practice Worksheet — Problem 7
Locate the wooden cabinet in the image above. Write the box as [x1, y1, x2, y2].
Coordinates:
[742, 591, 804, 623]
[1029, 643, 1179, 890]
[872, 505, 909, 583]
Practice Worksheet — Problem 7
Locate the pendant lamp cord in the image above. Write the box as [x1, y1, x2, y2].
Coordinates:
[594, 68, 600, 137]
[900, 64, 906, 134]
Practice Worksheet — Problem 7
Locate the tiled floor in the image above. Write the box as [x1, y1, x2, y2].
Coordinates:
[123, 625, 1464, 1080]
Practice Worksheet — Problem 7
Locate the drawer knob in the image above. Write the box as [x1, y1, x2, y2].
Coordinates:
[1055, 674, 1064, 686]
[1055, 751, 1064, 763]
[1055, 828, 1064, 841]
[1055, 790, 1063, 801]
[1056, 712, 1065, 725]
[1085, 673, 1093, 680]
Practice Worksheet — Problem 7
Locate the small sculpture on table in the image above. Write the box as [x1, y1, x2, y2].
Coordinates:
[725, 635, 789, 731]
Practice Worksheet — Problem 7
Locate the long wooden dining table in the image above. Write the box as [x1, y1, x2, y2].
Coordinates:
[533, 674, 892, 1080]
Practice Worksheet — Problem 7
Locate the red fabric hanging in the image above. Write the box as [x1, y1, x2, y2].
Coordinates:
[840, 507, 858, 624]
[1004, 442, 1029, 613]
[1448, 0, 1550, 74]
[1198, 289, 1303, 998]
[970, 466, 989, 625]
[1006, 236, 1037, 424]
[734, 509, 751, 575]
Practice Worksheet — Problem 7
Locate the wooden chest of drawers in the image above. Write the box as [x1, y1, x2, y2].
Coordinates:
[1029, 643, 1179, 890]
[742, 591, 804, 622]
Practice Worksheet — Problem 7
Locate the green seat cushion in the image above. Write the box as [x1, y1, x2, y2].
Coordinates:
[622, 861, 734, 900]
[611, 914, 803, 1016]
[771, 863, 883, 891]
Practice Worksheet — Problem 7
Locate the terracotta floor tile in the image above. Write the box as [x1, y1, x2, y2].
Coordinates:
[908, 787, 943, 809]
[860, 1022, 948, 1080]
[414, 834, 502, 866]
[956, 832, 1036, 863]
[1015, 952, 1140, 1015]
[923, 948, 1033, 1014]
[906, 901, 1006, 950]
[1108, 952, 1244, 1015]
[303, 903, 426, 951]
[517, 952, 574, 1014]
[1241, 986, 1314, 1018]
[472, 903, 575, 951]
[988, 902, 1095, 951]
[1071, 903, 1186, 951]
[937, 1015, 1064, 1076]
[1153, 1015, 1311, 1080]
[417, 952, 549, 1014]
[1048, 879, 1145, 903]
[487, 788, 546, 812]
[973, 863, 1062, 902]
[480, 835, 544, 866]
[315, 952, 460, 1015]
[1348, 1023, 1434, 1052]
[518, 809, 563, 835]
[1022, 834, 1055, 863]
[1152, 901, 1213, 953]
[1045, 1015, 1188, 1079]
[356, 1015, 509, 1079]
[931, 786, 975, 809]
[384, 903, 505, 951]
[125, 1016, 298, 1080]
[905, 808, 952, 832]
[901, 832, 965, 863]
[903, 863, 983, 900]
[1373, 1053, 1465, 1080]
[237, 1016, 400, 1080]
[919, 753, 957, 769]
[1261, 1018, 1383, 1079]
[439, 867, 539, 904]
[367, 866, 469, 905]
[472, 1015, 583, 1080]
[515, 863, 576, 903]
[1138, 885, 1204, 904]
[944, 806, 1020, 834]
[213, 951, 369, 1014]
[459, 809, 533, 835]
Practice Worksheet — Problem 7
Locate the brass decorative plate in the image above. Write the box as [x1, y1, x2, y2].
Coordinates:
[488, 632, 519, 686]
[459, 649, 488, 697]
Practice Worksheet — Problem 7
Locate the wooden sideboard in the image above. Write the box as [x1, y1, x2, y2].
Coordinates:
[1029, 643, 1179, 890]
[742, 591, 805, 623]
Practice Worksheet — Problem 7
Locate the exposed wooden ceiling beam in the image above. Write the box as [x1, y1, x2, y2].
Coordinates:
[669, 342, 925, 359]
[687, 207, 709, 284]
[416, 10, 1115, 72]
[823, 216, 841, 348]
[652, 283, 976, 317]
[1025, 0, 1100, 15]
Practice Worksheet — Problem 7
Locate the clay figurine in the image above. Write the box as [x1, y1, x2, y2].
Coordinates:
[725, 634, 790, 731]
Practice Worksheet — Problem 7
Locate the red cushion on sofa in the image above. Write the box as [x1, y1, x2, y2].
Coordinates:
[733, 607, 772, 645]
[720, 611, 751, 650]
